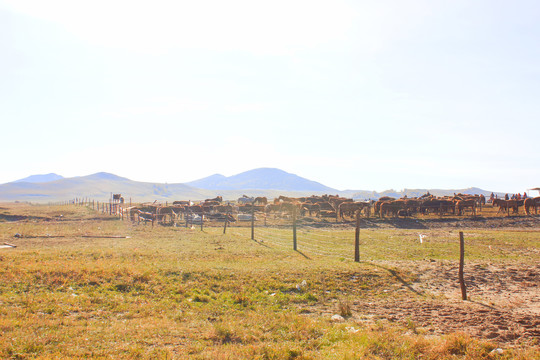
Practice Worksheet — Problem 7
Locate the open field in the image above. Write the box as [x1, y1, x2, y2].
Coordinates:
[0, 203, 538, 359]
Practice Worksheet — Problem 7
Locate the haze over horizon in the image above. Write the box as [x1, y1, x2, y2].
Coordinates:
[2, 1, 539, 194]
[4, 168, 529, 196]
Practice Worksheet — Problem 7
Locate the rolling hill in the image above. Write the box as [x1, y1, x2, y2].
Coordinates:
[186, 168, 338, 192]
[13, 173, 64, 183]
[0, 170, 339, 203]
[0, 169, 500, 203]
[0, 172, 214, 203]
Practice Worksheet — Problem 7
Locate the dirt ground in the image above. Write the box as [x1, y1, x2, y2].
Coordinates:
[293, 208, 540, 347]
[298, 211, 540, 348]
[371, 261, 538, 346]
[298, 260, 539, 347]
[2, 204, 538, 349]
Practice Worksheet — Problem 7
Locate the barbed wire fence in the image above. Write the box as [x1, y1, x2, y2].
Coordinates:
[38, 197, 540, 302]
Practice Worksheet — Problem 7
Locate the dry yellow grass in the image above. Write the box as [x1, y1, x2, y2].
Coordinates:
[0, 203, 538, 359]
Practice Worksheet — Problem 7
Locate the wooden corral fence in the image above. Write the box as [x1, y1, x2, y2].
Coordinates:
[54, 192, 540, 224]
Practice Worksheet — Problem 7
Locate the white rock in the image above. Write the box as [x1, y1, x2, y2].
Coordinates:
[331, 314, 345, 322]
[296, 280, 308, 291]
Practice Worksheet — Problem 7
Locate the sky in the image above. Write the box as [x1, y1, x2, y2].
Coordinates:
[1, 0, 539, 193]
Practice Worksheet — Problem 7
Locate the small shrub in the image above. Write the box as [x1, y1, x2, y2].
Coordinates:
[338, 298, 352, 317]
[212, 324, 242, 344]
[405, 317, 417, 334]
[440, 333, 469, 356]
[192, 294, 211, 303]
[233, 293, 250, 307]
[113, 283, 130, 292]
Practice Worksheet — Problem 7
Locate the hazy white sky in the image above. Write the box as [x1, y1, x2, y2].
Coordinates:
[1, 0, 539, 192]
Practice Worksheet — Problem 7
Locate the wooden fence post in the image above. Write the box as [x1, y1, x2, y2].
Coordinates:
[293, 207, 297, 251]
[251, 205, 255, 240]
[459, 231, 467, 300]
[355, 210, 360, 262]
[201, 208, 204, 231]
[223, 213, 229, 234]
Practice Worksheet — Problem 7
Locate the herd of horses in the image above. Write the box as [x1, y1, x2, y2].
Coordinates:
[493, 197, 540, 215]
[123, 193, 540, 225]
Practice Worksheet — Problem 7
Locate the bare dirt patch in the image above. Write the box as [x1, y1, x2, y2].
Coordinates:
[301, 260, 540, 347]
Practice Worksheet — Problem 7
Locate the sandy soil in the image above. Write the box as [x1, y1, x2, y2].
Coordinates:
[302, 260, 539, 347]
[365, 261, 538, 346]
[295, 212, 540, 347]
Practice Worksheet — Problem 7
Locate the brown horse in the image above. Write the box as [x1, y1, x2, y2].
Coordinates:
[455, 199, 476, 216]
[492, 199, 519, 214]
[205, 196, 223, 203]
[301, 203, 321, 217]
[253, 197, 268, 206]
[338, 202, 368, 219]
[380, 200, 407, 218]
[524, 197, 540, 215]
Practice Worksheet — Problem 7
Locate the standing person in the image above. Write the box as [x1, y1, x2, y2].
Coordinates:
[523, 192, 528, 199]
[505, 193, 509, 200]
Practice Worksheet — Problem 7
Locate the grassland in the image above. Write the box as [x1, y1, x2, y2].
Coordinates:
[0, 203, 538, 359]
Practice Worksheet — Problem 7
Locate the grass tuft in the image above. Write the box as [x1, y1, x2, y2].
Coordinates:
[338, 298, 352, 317]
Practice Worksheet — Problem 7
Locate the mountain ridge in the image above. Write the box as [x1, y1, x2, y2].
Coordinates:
[0, 169, 502, 203]
[187, 167, 337, 192]
[13, 173, 64, 183]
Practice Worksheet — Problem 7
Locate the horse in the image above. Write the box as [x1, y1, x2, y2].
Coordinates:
[380, 200, 407, 218]
[253, 197, 268, 206]
[455, 199, 476, 216]
[374, 197, 395, 217]
[492, 198, 519, 214]
[301, 203, 321, 217]
[338, 202, 368, 219]
[237, 195, 254, 204]
[524, 197, 540, 215]
[205, 196, 223, 203]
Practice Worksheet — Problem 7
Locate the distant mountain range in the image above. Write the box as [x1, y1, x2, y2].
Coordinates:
[186, 168, 336, 192]
[0, 168, 500, 203]
[14, 173, 64, 183]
